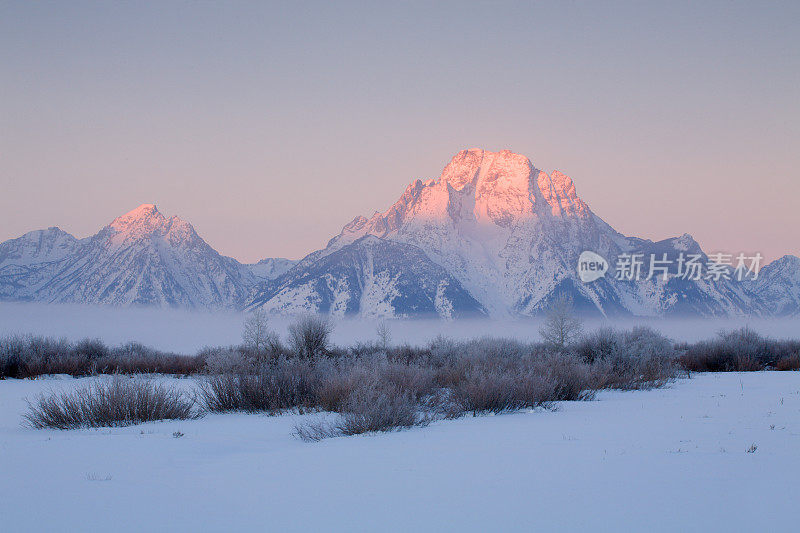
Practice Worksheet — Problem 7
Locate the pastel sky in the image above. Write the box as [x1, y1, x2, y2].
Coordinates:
[1, 1, 798, 263]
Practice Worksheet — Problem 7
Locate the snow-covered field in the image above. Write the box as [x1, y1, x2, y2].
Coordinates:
[1, 372, 798, 532]
[1, 302, 799, 352]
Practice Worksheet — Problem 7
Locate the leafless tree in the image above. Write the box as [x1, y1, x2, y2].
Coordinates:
[243, 309, 272, 353]
[539, 294, 583, 350]
[376, 321, 392, 351]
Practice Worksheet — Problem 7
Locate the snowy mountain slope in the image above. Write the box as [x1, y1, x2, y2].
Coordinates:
[0, 205, 260, 308]
[613, 236, 764, 317]
[248, 236, 485, 318]
[749, 255, 800, 316]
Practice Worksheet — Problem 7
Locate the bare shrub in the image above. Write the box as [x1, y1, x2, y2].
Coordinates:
[0, 335, 202, 378]
[462, 336, 533, 360]
[388, 343, 433, 365]
[288, 315, 333, 358]
[199, 346, 253, 374]
[197, 373, 246, 412]
[24, 376, 200, 429]
[592, 354, 675, 390]
[378, 361, 437, 401]
[294, 381, 430, 441]
[677, 327, 800, 372]
[314, 363, 373, 412]
[428, 334, 460, 362]
[423, 388, 466, 420]
[1, 335, 72, 378]
[100, 343, 200, 375]
[453, 368, 518, 413]
[71, 338, 110, 360]
[265, 358, 323, 409]
[450, 353, 593, 414]
[775, 354, 800, 371]
[0, 335, 25, 378]
[535, 354, 596, 400]
[293, 421, 340, 442]
[574, 327, 619, 364]
[575, 327, 676, 390]
[336, 383, 427, 435]
[198, 358, 322, 413]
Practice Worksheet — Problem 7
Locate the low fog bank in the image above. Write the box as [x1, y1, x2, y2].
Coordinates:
[0, 302, 797, 353]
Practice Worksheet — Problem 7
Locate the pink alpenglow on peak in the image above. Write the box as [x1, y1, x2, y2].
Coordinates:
[332, 148, 591, 247]
[305, 147, 785, 318]
[112, 203, 160, 221]
[109, 203, 165, 232]
[105, 204, 198, 247]
[323, 148, 602, 314]
[539, 170, 588, 217]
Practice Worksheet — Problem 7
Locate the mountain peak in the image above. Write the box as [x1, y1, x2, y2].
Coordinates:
[327, 148, 593, 252]
[441, 148, 533, 192]
[106, 203, 183, 245]
[771, 255, 800, 269]
[112, 202, 161, 220]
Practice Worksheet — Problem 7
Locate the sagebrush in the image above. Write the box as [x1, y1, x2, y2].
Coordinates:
[23, 376, 200, 429]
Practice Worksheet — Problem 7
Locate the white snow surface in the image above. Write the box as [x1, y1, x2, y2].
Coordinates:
[1, 372, 798, 532]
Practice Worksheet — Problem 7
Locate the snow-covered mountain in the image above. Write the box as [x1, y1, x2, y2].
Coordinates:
[0, 204, 271, 308]
[2, 150, 797, 317]
[0, 227, 81, 301]
[246, 257, 297, 281]
[749, 255, 800, 316]
[263, 148, 767, 318]
[248, 235, 485, 318]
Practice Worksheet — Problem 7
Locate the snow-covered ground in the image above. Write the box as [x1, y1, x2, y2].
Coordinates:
[1, 302, 799, 352]
[1, 372, 798, 532]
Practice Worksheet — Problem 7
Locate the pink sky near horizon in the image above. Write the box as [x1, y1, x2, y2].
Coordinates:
[1, 2, 798, 263]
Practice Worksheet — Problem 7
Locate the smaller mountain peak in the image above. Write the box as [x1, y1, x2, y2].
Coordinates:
[15, 226, 76, 243]
[670, 233, 701, 253]
[774, 254, 800, 267]
[39, 226, 73, 237]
